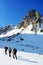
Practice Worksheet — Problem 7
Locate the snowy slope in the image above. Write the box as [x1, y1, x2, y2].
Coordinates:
[0, 48, 43, 65]
[21, 24, 43, 35]
[21, 24, 35, 34]
[0, 24, 43, 38]
[0, 34, 43, 54]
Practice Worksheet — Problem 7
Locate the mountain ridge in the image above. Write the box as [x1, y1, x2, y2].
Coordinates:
[0, 9, 43, 37]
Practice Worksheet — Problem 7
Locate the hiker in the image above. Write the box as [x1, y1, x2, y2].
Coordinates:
[13, 48, 17, 59]
[8, 47, 12, 57]
[4, 46, 8, 55]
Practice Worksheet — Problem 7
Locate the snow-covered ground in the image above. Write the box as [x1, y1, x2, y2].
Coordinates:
[0, 48, 43, 65]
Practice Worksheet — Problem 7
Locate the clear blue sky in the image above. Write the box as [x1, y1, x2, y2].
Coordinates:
[0, 0, 43, 27]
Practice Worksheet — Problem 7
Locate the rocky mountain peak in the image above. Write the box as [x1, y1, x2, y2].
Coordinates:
[17, 9, 43, 33]
[27, 9, 42, 18]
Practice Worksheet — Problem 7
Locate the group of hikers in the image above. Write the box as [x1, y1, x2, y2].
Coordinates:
[4, 47, 17, 59]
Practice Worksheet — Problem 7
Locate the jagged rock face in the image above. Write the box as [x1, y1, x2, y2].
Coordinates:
[28, 9, 41, 18]
[17, 9, 42, 29]
[28, 10, 36, 18]
[0, 25, 14, 34]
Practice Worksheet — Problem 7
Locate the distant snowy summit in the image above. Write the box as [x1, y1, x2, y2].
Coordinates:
[0, 24, 15, 35]
[0, 9, 43, 38]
